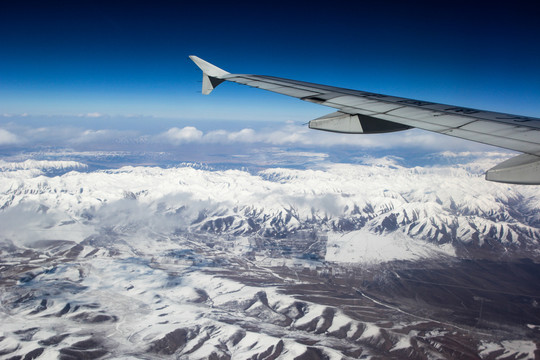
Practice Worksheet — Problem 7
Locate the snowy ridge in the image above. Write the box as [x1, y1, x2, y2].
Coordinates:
[0, 159, 87, 171]
[1, 160, 540, 260]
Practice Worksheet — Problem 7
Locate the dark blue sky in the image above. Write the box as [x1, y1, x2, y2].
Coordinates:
[1, 0, 540, 120]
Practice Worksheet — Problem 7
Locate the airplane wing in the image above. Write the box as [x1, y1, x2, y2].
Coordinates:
[189, 55, 540, 185]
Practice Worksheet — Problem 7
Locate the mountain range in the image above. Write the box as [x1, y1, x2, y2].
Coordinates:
[1, 157, 539, 359]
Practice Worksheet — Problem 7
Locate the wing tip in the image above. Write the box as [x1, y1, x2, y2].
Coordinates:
[189, 55, 229, 78]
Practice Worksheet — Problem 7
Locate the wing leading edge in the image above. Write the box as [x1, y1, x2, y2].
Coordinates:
[189, 55, 540, 185]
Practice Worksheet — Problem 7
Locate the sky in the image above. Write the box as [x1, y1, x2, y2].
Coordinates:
[0, 0, 539, 163]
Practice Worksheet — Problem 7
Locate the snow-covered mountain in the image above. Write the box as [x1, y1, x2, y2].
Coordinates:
[1, 158, 540, 359]
[0, 159, 87, 171]
[1, 159, 539, 261]
[3, 231, 537, 359]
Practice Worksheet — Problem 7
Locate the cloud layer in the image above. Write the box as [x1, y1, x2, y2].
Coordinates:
[0, 128, 19, 145]
[0, 119, 506, 155]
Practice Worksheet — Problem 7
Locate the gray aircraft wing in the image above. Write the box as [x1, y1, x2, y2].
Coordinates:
[189, 55, 540, 185]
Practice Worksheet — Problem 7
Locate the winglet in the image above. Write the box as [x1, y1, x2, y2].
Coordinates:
[189, 56, 229, 77]
[189, 55, 230, 95]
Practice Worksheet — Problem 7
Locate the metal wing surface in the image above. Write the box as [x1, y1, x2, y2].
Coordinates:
[189, 56, 540, 185]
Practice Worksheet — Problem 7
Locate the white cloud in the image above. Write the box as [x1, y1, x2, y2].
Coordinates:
[437, 151, 512, 158]
[226, 128, 257, 142]
[0, 119, 500, 154]
[204, 128, 258, 143]
[78, 112, 104, 118]
[275, 151, 329, 159]
[155, 124, 495, 152]
[163, 126, 203, 144]
[0, 128, 20, 145]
